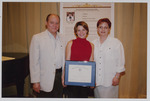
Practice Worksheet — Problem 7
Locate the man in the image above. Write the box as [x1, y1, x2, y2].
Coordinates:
[29, 14, 64, 98]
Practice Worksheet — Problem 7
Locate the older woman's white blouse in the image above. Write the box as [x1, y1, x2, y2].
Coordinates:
[92, 35, 125, 87]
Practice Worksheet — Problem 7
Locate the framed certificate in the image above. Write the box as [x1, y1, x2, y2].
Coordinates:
[65, 61, 96, 87]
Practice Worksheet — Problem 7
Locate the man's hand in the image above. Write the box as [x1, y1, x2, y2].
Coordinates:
[33, 83, 40, 93]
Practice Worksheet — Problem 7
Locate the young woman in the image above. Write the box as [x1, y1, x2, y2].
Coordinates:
[62, 21, 94, 98]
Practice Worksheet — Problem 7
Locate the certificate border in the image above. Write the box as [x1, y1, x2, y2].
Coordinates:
[65, 60, 96, 87]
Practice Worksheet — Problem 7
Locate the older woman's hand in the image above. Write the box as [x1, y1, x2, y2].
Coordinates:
[112, 77, 119, 86]
[112, 74, 120, 86]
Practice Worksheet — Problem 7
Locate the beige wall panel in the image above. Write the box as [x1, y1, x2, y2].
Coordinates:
[2, 3, 28, 53]
[2, 3, 9, 51]
[115, 3, 147, 98]
[115, 3, 134, 98]
[129, 3, 141, 98]
[138, 3, 147, 98]
[25, 3, 41, 51]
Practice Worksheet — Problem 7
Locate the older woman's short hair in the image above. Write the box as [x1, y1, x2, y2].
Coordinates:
[97, 18, 111, 28]
[74, 21, 89, 37]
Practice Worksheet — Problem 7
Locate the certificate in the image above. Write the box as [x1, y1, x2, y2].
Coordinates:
[65, 61, 96, 87]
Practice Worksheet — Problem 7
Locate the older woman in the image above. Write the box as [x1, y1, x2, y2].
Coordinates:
[62, 21, 94, 98]
[92, 18, 125, 98]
